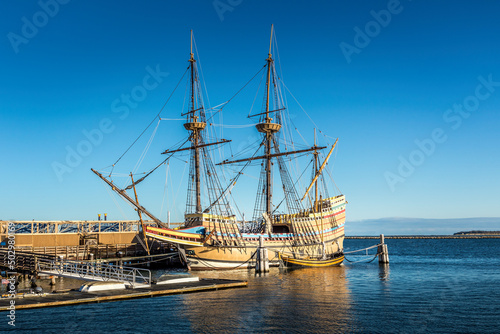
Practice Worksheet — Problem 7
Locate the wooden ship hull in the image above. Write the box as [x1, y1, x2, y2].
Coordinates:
[146, 195, 346, 270]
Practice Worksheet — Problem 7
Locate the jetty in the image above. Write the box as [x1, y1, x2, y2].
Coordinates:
[0, 220, 177, 254]
[0, 220, 182, 272]
[0, 278, 247, 311]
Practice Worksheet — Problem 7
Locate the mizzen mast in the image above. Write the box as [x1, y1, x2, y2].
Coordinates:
[301, 139, 338, 204]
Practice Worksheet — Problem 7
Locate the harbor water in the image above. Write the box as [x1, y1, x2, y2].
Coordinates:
[4, 238, 499, 333]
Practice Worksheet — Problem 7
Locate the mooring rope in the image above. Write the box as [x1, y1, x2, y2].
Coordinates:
[344, 253, 379, 264]
[343, 243, 381, 263]
[343, 244, 381, 254]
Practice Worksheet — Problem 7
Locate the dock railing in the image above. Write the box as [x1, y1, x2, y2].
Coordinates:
[36, 258, 152, 287]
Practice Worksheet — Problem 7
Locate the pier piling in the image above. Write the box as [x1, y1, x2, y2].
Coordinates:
[378, 234, 389, 264]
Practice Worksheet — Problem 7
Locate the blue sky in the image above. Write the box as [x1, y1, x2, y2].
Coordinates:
[1, 1, 499, 229]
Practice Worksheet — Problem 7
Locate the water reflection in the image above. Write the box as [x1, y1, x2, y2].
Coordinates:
[0, 275, 82, 295]
[181, 267, 353, 333]
[378, 263, 390, 282]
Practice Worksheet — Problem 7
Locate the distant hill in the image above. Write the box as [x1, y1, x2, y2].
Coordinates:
[345, 217, 500, 236]
[454, 230, 500, 236]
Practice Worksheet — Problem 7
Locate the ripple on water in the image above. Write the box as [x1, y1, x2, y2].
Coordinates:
[6, 239, 500, 333]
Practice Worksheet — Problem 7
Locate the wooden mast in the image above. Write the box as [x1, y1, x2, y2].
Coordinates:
[313, 129, 318, 212]
[265, 24, 273, 119]
[217, 146, 326, 166]
[91, 168, 166, 227]
[265, 24, 273, 220]
[255, 24, 280, 223]
[301, 139, 338, 202]
[220, 24, 327, 228]
[185, 29, 205, 213]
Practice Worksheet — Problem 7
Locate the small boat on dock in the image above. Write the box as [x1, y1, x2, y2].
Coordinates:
[278, 253, 345, 268]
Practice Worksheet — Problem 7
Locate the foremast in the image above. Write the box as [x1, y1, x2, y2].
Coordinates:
[177, 30, 233, 219]
[185, 30, 205, 214]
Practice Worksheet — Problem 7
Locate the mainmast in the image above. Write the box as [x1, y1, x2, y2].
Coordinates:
[184, 29, 205, 213]
[217, 25, 325, 230]
[256, 24, 281, 220]
[313, 129, 319, 212]
[219, 24, 324, 228]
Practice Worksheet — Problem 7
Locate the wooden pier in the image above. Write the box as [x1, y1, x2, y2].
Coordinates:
[0, 279, 247, 311]
[0, 220, 181, 270]
[12, 243, 171, 261]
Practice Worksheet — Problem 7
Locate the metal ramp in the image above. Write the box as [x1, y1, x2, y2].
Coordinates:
[36, 258, 152, 288]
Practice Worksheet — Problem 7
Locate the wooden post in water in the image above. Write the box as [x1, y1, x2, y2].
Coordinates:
[256, 235, 269, 273]
[378, 234, 389, 264]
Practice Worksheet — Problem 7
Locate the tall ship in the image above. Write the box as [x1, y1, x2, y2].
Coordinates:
[93, 26, 346, 270]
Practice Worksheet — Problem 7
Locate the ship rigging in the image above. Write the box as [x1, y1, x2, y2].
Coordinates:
[92, 25, 346, 270]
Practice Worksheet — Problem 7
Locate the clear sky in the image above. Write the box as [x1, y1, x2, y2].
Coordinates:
[1, 0, 499, 225]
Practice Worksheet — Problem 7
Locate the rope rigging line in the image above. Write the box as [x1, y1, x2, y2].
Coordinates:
[206, 140, 265, 213]
[273, 31, 290, 114]
[110, 66, 190, 175]
[193, 35, 212, 113]
[211, 123, 257, 128]
[123, 138, 189, 191]
[181, 76, 189, 116]
[324, 160, 342, 195]
[100, 181, 130, 220]
[132, 118, 161, 175]
[206, 64, 267, 123]
[159, 162, 170, 219]
[247, 69, 266, 118]
[172, 159, 189, 214]
[281, 81, 334, 147]
[229, 138, 264, 160]
[273, 159, 313, 214]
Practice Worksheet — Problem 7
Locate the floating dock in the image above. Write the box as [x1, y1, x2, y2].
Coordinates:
[0, 278, 247, 311]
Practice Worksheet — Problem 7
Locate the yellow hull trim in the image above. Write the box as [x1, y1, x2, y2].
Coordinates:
[147, 226, 204, 240]
[145, 232, 204, 246]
